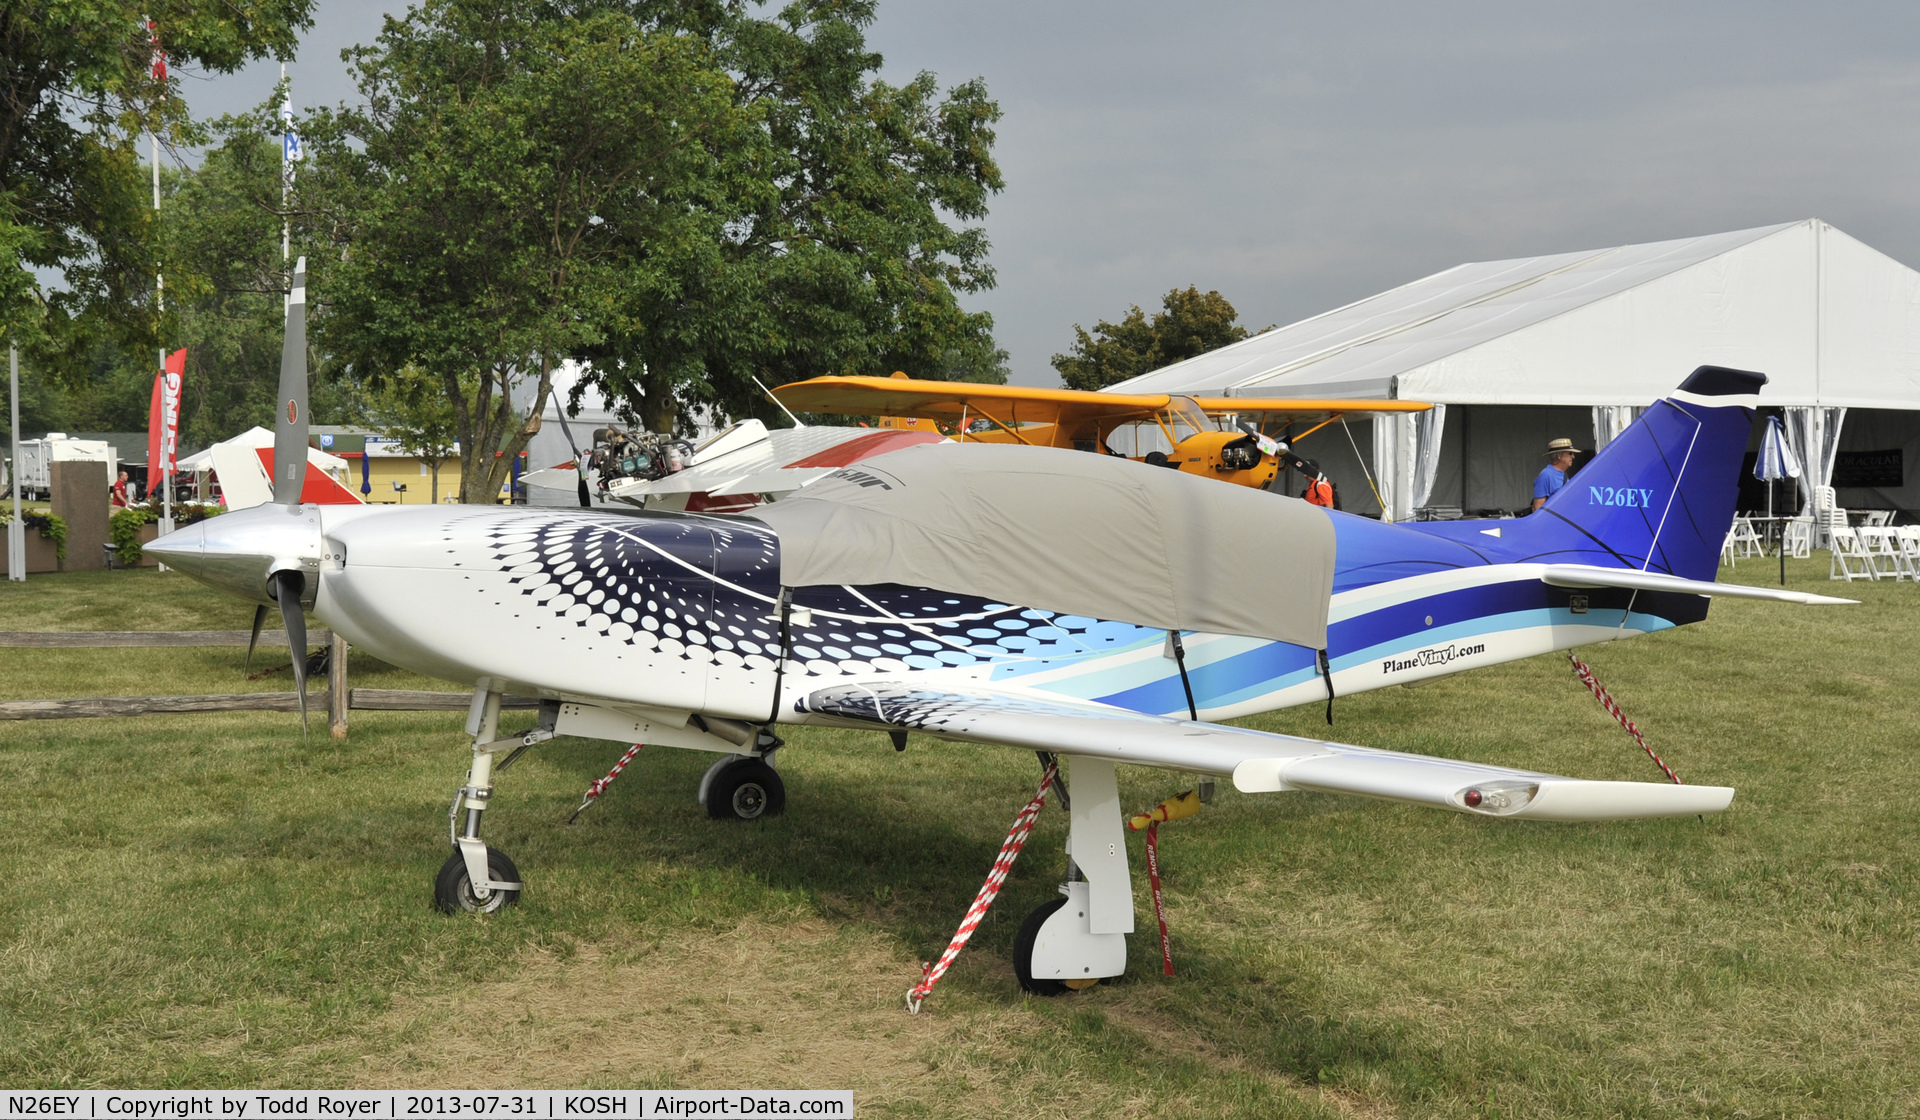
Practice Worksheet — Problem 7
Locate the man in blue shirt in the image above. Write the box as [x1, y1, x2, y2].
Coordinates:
[1530, 437, 1579, 513]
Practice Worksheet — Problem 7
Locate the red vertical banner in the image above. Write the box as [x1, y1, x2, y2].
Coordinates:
[148, 349, 185, 485]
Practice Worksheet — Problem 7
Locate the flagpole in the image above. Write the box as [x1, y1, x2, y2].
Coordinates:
[8, 341, 23, 582]
[281, 63, 291, 266]
[156, 134, 173, 540]
[150, 16, 174, 540]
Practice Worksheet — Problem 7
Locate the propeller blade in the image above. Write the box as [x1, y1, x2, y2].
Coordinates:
[272, 257, 309, 506]
[273, 569, 309, 736]
[246, 603, 268, 673]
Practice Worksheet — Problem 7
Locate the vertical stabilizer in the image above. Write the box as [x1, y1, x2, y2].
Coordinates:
[1503, 366, 1764, 581]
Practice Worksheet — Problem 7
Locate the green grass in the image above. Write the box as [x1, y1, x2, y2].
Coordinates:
[0, 561, 1915, 1116]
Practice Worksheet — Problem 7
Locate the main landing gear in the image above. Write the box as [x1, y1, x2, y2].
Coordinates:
[1010, 755, 1133, 995]
[700, 754, 786, 821]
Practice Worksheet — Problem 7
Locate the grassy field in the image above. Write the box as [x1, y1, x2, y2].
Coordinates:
[0, 561, 1914, 1117]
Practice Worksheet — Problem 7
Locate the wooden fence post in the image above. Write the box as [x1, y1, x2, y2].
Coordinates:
[328, 631, 349, 739]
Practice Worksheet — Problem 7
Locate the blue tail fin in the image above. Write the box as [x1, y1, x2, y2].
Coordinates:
[1501, 366, 1764, 580]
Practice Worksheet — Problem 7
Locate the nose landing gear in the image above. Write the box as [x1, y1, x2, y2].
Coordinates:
[434, 687, 547, 914]
[435, 845, 522, 914]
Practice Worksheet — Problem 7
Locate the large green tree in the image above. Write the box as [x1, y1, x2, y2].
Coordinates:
[284, 0, 761, 502]
[166, 133, 369, 447]
[272, 0, 1004, 506]
[0, 0, 312, 360]
[1051, 286, 1267, 392]
[581, 0, 1008, 433]
[1, 134, 364, 450]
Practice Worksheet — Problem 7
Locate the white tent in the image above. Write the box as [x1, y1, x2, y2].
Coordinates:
[1112, 220, 1920, 519]
[177, 426, 361, 510]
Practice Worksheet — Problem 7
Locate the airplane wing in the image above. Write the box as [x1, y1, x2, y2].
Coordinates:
[797, 683, 1732, 821]
[1539, 564, 1857, 605]
[773, 376, 1164, 431]
[1188, 396, 1433, 419]
[772, 376, 1434, 430]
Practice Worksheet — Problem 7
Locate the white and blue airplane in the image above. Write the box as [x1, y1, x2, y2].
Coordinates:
[149, 263, 1847, 994]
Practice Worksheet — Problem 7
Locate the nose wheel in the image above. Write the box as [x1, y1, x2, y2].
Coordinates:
[701, 755, 786, 821]
[434, 845, 522, 914]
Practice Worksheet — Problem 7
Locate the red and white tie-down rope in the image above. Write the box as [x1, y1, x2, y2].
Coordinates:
[1567, 653, 1683, 785]
[568, 743, 645, 823]
[906, 761, 1057, 1014]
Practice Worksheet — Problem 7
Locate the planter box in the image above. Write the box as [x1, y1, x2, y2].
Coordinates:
[0, 531, 64, 576]
[131, 521, 162, 567]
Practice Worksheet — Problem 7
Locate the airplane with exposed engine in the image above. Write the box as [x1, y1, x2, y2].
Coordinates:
[148, 263, 1850, 996]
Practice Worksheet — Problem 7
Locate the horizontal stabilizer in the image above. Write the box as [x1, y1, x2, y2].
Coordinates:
[799, 683, 1733, 823]
[1540, 564, 1857, 605]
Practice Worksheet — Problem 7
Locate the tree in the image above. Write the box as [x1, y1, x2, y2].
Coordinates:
[272, 0, 1005, 495]
[373, 365, 460, 504]
[0, 1, 313, 361]
[284, 0, 759, 502]
[15, 133, 365, 450]
[584, 0, 1008, 433]
[1051, 286, 1268, 392]
[162, 133, 339, 448]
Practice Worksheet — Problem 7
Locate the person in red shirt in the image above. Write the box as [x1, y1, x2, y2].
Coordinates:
[110, 470, 131, 508]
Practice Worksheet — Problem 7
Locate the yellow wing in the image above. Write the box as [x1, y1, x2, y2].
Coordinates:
[771, 374, 1430, 448]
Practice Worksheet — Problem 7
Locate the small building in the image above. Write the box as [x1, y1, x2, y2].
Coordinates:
[309, 427, 523, 504]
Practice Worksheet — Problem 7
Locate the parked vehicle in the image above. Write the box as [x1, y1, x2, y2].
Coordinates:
[14, 434, 116, 500]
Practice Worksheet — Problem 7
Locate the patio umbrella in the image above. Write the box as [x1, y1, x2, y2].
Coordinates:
[1754, 415, 1802, 583]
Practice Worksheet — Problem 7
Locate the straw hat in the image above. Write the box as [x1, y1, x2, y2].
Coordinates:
[1544, 437, 1580, 457]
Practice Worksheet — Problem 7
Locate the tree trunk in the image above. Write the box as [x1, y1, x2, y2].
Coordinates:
[459, 358, 556, 503]
[430, 461, 440, 504]
[641, 367, 677, 434]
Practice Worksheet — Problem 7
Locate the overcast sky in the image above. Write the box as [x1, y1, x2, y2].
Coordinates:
[180, 1, 1920, 386]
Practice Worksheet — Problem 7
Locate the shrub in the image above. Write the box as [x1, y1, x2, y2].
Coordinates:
[0, 509, 69, 564]
[111, 508, 159, 565]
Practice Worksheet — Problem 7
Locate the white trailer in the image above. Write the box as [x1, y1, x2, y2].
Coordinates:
[14, 434, 116, 500]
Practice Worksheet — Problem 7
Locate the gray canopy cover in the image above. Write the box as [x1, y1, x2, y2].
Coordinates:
[748, 443, 1336, 648]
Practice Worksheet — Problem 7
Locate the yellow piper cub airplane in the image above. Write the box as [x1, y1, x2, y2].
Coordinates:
[770, 374, 1432, 491]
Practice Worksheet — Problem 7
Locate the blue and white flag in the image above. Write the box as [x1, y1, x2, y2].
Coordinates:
[1754, 415, 1801, 481]
[283, 131, 303, 162]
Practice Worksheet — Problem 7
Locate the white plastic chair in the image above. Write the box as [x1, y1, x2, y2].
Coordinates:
[1721, 526, 1739, 568]
[1857, 525, 1904, 579]
[1813, 485, 1838, 550]
[1730, 516, 1764, 557]
[1782, 517, 1813, 560]
[1861, 509, 1894, 528]
[1895, 526, 1920, 582]
[1829, 507, 1876, 581]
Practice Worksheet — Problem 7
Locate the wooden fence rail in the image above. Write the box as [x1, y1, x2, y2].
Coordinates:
[0, 631, 536, 733]
[0, 690, 540, 721]
[0, 630, 332, 648]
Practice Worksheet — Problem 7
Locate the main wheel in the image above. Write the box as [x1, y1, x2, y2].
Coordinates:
[1014, 898, 1104, 995]
[434, 846, 522, 914]
[705, 758, 785, 821]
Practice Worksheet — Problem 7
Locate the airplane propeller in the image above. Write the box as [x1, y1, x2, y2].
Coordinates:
[268, 257, 312, 733]
[246, 603, 268, 673]
[274, 258, 310, 505]
[269, 567, 309, 732]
